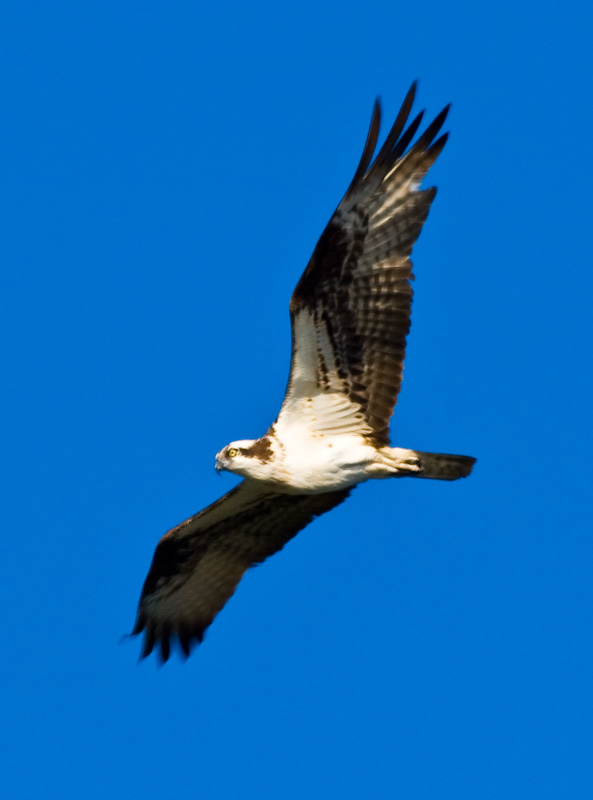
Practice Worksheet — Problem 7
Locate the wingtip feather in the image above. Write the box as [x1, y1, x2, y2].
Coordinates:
[344, 98, 382, 198]
[159, 633, 171, 664]
[139, 627, 156, 661]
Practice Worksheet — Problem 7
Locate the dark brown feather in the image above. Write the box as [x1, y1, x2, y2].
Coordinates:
[343, 99, 381, 200]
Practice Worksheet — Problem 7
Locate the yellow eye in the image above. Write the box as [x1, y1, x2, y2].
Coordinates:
[228, 448, 238, 458]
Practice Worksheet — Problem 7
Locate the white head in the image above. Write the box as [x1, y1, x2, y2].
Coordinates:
[214, 436, 276, 481]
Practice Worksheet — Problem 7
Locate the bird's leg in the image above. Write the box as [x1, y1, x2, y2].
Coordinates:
[369, 447, 423, 477]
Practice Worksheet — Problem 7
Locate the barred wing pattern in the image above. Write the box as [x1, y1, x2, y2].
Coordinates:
[133, 482, 350, 661]
[280, 83, 449, 446]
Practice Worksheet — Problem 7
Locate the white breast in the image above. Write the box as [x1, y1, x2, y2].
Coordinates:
[274, 427, 377, 492]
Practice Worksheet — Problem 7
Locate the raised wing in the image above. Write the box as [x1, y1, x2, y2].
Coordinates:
[277, 83, 448, 446]
[132, 482, 350, 661]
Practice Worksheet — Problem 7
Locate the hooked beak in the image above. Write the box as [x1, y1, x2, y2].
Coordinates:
[214, 458, 224, 475]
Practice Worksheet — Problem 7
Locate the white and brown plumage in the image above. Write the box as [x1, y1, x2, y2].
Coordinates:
[132, 83, 476, 662]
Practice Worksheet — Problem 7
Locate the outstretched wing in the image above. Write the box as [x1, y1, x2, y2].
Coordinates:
[277, 83, 448, 447]
[132, 482, 350, 661]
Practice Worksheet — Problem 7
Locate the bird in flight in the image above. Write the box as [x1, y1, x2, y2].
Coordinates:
[132, 83, 476, 662]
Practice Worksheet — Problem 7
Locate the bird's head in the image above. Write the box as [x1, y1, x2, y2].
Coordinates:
[214, 436, 276, 480]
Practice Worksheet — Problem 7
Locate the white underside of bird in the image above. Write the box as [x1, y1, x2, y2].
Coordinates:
[215, 430, 422, 493]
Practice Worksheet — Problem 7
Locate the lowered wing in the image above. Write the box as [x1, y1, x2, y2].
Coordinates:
[276, 83, 448, 446]
[132, 481, 350, 661]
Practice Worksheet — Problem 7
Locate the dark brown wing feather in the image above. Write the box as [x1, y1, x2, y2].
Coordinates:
[132, 482, 350, 662]
[288, 84, 449, 446]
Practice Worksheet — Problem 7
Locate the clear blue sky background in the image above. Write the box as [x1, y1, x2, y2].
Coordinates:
[2, 2, 592, 798]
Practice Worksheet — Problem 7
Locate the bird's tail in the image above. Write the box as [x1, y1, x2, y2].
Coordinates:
[410, 450, 476, 481]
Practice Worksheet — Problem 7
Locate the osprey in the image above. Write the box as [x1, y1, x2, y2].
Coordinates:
[133, 83, 476, 662]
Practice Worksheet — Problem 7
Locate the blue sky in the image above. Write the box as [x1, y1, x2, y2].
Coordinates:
[2, 1, 592, 797]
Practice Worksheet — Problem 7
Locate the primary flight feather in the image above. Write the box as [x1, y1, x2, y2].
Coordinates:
[132, 83, 476, 662]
